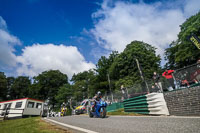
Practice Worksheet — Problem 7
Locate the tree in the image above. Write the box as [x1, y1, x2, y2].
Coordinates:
[55, 84, 73, 106]
[110, 41, 161, 90]
[71, 70, 97, 101]
[0, 72, 8, 101]
[10, 76, 31, 99]
[165, 12, 200, 68]
[32, 70, 68, 108]
[6, 77, 15, 99]
[95, 51, 119, 93]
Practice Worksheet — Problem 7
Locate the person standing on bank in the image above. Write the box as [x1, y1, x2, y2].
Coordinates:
[162, 69, 175, 91]
[152, 72, 163, 92]
[121, 85, 128, 99]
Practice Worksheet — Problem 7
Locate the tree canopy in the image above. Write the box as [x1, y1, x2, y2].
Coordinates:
[110, 41, 161, 88]
[165, 12, 200, 69]
[0, 72, 7, 101]
[10, 76, 31, 99]
[31, 70, 68, 107]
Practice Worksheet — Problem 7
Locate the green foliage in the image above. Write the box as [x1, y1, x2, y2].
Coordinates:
[0, 72, 8, 101]
[0, 117, 66, 133]
[107, 108, 141, 116]
[110, 41, 161, 89]
[55, 84, 73, 106]
[32, 70, 68, 107]
[165, 12, 200, 69]
[71, 70, 97, 101]
[10, 76, 31, 99]
[0, 117, 40, 133]
[95, 51, 119, 93]
[6, 77, 15, 99]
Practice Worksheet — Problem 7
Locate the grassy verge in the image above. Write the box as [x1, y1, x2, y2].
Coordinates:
[0, 117, 71, 133]
[107, 108, 143, 116]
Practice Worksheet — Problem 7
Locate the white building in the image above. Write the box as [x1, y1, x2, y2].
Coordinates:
[0, 98, 44, 118]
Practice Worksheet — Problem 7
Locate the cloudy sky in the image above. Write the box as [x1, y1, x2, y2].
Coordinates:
[0, 0, 199, 78]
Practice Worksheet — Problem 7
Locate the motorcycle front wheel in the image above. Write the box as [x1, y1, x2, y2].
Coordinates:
[89, 110, 94, 118]
[100, 107, 106, 118]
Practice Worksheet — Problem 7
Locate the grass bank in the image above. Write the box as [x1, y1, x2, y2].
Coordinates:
[0, 117, 71, 133]
[107, 108, 143, 116]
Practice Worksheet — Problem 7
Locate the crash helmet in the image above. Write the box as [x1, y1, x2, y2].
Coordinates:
[97, 91, 101, 96]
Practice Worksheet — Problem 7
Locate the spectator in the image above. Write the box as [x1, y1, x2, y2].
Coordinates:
[121, 85, 128, 99]
[162, 69, 175, 90]
[180, 79, 190, 88]
[152, 72, 162, 93]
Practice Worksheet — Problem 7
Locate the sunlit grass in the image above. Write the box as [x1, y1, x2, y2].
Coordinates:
[107, 108, 143, 116]
[0, 117, 71, 133]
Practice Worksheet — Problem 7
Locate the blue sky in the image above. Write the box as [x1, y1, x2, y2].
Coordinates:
[0, 0, 199, 78]
[0, 0, 99, 59]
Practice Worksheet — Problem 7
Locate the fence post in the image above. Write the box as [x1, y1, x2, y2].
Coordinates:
[107, 73, 114, 102]
[135, 59, 149, 93]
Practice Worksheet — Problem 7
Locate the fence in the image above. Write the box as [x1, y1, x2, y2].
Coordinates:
[106, 102, 124, 112]
[109, 63, 200, 101]
[173, 63, 200, 89]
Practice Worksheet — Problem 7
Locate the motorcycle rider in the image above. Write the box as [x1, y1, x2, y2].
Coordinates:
[92, 91, 102, 117]
[95, 91, 102, 101]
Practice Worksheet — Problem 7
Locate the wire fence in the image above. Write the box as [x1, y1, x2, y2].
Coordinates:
[173, 63, 200, 89]
[68, 63, 200, 107]
[105, 63, 200, 102]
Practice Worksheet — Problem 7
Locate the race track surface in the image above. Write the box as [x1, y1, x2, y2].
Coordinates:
[47, 115, 200, 133]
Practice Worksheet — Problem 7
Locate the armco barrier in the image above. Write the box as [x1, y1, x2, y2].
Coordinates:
[124, 95, 149, 114]
[106, 102, 124, 112]
[124, 93, 169, 115]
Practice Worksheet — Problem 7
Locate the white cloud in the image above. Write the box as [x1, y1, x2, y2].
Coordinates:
[16, 44, 95, 78]
[90, 0, 200, 58]
[184, 0, 200, 17]
[0, 16, 95, 78]
[0, 16, 7, 29]
[0, 16, 21, 69]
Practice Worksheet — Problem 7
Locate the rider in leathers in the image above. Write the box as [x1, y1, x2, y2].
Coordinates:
[92, 91, 102, 117]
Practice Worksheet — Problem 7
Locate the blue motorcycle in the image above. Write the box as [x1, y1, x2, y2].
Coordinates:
[89, 99, 107, 118]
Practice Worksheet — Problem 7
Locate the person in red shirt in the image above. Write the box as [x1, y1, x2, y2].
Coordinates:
[162, 69, 175, 90]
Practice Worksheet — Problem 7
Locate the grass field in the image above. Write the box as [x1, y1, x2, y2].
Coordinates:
[107, 108, 143, 116]
[0, 117, 71, 133]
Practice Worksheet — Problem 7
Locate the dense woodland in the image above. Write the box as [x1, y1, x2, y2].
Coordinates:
[0, 12, 199, 108]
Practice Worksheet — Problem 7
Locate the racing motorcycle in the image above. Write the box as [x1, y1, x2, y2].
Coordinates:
[88, 99, 107, 118]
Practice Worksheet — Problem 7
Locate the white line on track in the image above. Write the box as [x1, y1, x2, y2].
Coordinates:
[44, 118, 98, 133]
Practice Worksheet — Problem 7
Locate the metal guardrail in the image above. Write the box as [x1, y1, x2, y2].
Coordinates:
[123, 95, 149, 114]
[123, 93, 169, 115]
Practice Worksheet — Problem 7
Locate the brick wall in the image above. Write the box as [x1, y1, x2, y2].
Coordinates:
[164, 86, 200, 116]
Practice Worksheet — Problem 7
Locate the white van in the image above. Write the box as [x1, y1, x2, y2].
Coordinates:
[0, 98, 44, 118]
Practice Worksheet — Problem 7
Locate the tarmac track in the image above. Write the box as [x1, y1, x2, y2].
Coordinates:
[45, 115, 200, 133]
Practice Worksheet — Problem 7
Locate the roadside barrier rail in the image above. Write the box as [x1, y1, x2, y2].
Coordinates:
[123, 93, 169, 115]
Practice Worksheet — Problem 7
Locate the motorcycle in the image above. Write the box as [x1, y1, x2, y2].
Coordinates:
[88, 99, 107, 118]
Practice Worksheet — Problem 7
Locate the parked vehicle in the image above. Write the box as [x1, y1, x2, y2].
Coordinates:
[0, 98, 44, 119]
[88, 99, 107, 118]
[75, 99, 89, 115]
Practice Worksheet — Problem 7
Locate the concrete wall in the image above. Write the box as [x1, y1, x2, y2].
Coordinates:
[164, 86, 200, 116]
